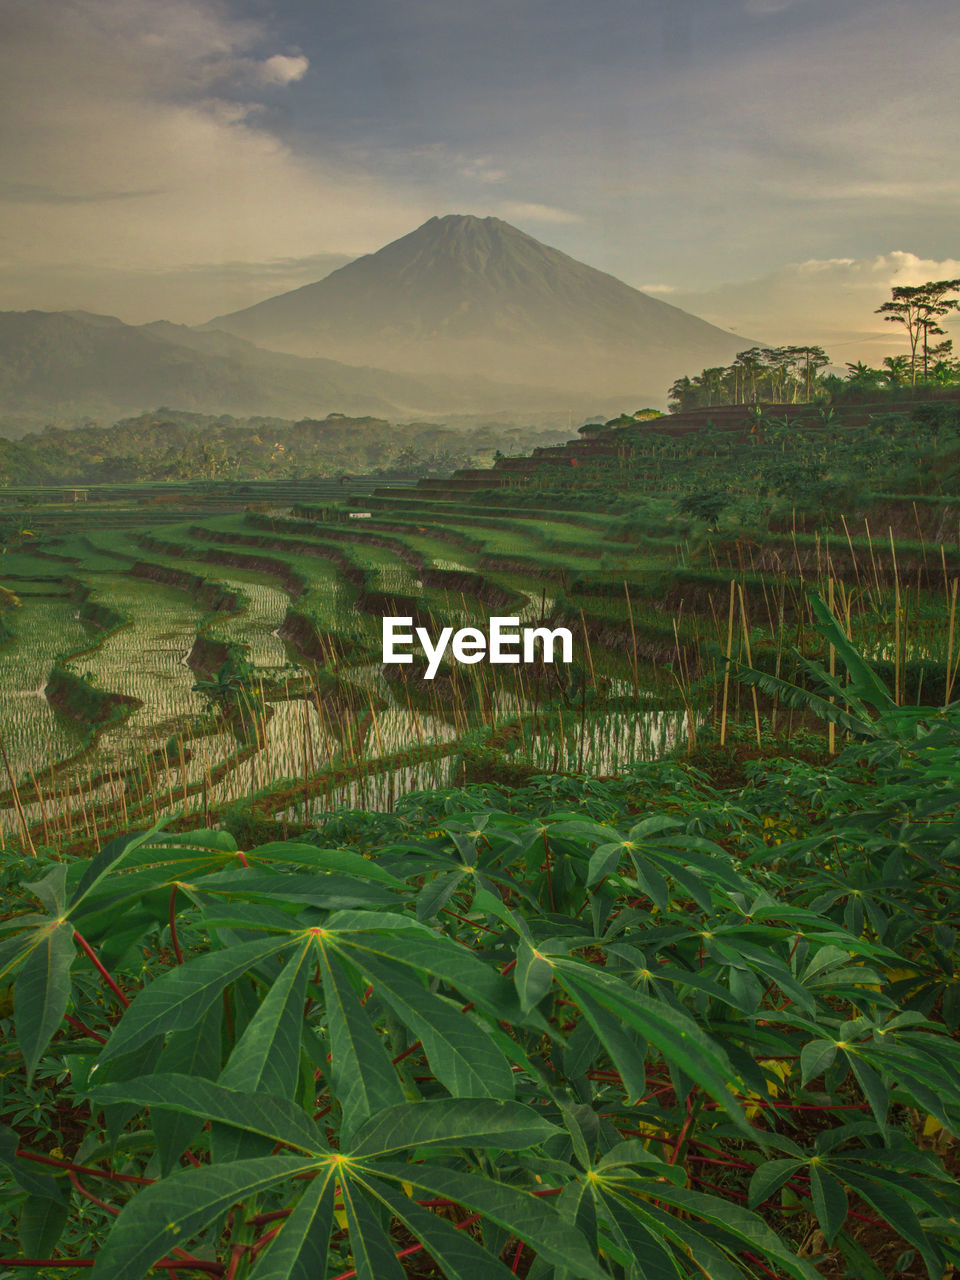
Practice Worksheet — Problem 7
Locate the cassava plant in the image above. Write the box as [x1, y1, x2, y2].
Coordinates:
[4, 671, 960, 1278]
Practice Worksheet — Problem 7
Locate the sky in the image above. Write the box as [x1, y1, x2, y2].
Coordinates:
[0, 0, 958, 359]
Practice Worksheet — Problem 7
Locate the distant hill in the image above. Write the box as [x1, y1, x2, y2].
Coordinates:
[0, 309, 590, 430]
[210, 214, 752, 398]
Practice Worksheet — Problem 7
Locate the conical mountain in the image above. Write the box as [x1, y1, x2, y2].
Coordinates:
[209, 214, 750, 399]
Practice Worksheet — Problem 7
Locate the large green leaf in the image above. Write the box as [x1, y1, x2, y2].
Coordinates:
[23, 865, 68, 917]
[362, 1174, 519, 1280]
[13, 920, 74, 1082]
[195, 869, 399, 909]
[95, 935, 294, 1066]
[373, 1161, 608, 1280]
[152, 1002, 223, 1175]
[18, 1195, 69, 1257]
[220, 940, 311, 1098]
[563, 981, 647, 1101]
[558, 965, 749, 1135]
[351, 951, 515, 1100]
[337, 930, 525, 1022]
[89, 1156, 317, 1280]
[728, 661, 879, 739]
[350, 1099, 558, 1158]
[338, 1179, 407, 1280]
[515, 939, 555, 1013]
[248, 843, 405, 886]
[748, 1158, 805, 1209]
[213, 941, 312, 1162]
[250, 1172, 335, 1280]
[318, 948, 404, 1146]
[810, 1163, 848, 1246]
[88, 1074, 324, 1154]
[807, 590, 894, 713]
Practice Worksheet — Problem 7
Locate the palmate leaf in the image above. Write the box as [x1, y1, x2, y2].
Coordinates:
[89, 1156, 318, 1280]
[810, 1163, 848, 1245]
[339, 1178, 407, 1280]
[18, 1194, 69, 1257]
[353, 951, 516, 1099]
[13, 920, 74, 1082]
[350, 1099, 558, 1158]
[94, 934, 296, 1066]
[88, 1074, 325, 1154]
[318, 948, 404, 1145]
[250, 1173, 335, 1280]
[220, 940, 311, 1098]
[361, 1174, 519, 1280]
[372, 1161, 608, 1280]
[153, 1002, 222, 1175]
[336, 928, 528, 1024]
[247, 842, 405, 886]
[557, 964, 751, 1137]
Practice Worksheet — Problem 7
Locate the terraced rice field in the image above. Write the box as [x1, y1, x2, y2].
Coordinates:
[4, 400, 960, 850]
[0, 595, 90, 782]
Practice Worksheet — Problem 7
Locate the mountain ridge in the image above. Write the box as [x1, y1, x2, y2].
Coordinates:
[0, 307, 607, 431]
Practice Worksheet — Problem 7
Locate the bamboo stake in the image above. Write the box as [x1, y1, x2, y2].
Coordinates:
[946, 579, 958, 705]
[737, 584, 762, 749]
[624, 581, 640, 699]
[719, 580, 736, 747]
[889, 527, 901, 705]
[0, 728, 37, 856]
[827, 578, 836, 756]
[28, 767, 51, 848]
[840, 514, 862, 589]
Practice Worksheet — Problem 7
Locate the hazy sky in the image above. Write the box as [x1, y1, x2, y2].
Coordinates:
[1, 0, 957, 357]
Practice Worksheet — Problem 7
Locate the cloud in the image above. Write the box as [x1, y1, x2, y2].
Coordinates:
[498, 201, 583, 225]
[0, 0, 429, 322]
[741, 0, 801, 14]
[258, 53, 309, 86]
[668, 253, 960, 360]
[0, 251, 357, 325]
[457, 156, 508, 184]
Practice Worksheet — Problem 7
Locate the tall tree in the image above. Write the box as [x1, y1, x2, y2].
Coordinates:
[876, 279, 960, 384]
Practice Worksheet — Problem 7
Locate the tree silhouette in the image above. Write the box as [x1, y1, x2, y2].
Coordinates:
[876, 279, 960, 384]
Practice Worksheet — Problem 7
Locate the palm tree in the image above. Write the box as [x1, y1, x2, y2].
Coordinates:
[881, 355, 910, 387]
[845, 361, 882, 388]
